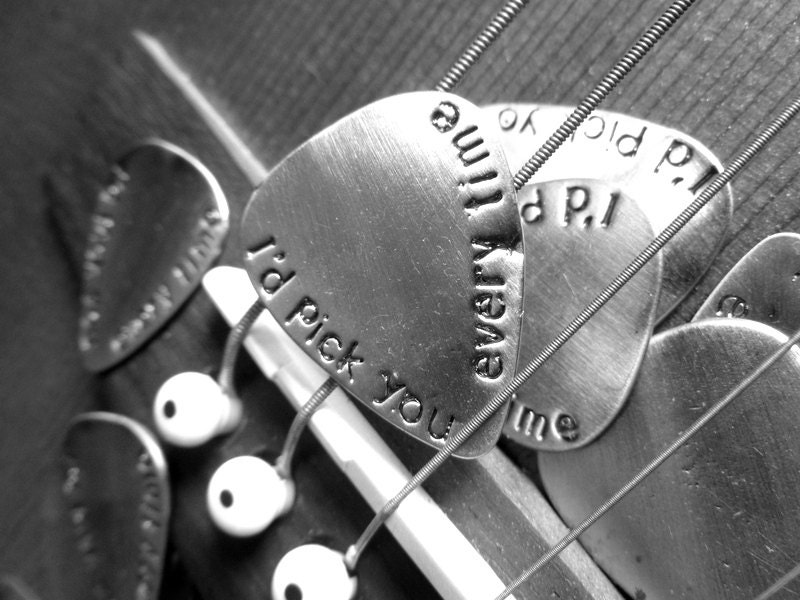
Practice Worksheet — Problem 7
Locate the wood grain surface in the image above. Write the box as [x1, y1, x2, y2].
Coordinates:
[2, 1, 800, 599]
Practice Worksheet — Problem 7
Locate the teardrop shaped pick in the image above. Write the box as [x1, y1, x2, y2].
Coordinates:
[241, 92, 523, 457]
[79, 140, 229, 372]
[504, 179, 662, 450]
[62, 412, 170, 600]
[694, 232, 800, 334]
[539, 319, 800, 599]
[488, 103, 733, 321]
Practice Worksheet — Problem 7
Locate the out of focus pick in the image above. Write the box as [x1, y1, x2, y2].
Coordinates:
[538, 318, 800, 599]
[241, 92, 524, 457]
[504, 179, 662, 451]
[79, 140, 229, 371]
[62, 412, 170, 600]
[487, 103, 733, 321]
[694, 232, 800, 333]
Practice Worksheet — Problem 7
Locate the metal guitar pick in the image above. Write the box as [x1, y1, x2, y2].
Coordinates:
[62, 412, 170, 600]
[694, 232, 800, 334]
[488, 103, 733, 321]
[539, 319, 800, 599]
[241, 92, 523, 457]
[79, 139, 229, 372]
[503, 179, 661, 451]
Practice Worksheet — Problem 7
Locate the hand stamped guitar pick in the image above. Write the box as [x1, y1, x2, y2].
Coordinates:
[539, 318, 800, 599]
[241, 92, 523, 457]
[62, 412, 170, 600]
[487, 103, 733, 321]
[694, 232, 800, 334]
[79, 140, 229, 372]
[503, 179, 662, 451]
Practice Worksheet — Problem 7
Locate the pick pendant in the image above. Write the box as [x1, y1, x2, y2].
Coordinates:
[693, 232, 800, 333]
[79, 139, 229, 372]
[62, 412, 170, 600]
[538, 319, 800, 599]
[504, 179, 662, 450]
[241, 92, 524, 457]
[488, 103, 733, 321]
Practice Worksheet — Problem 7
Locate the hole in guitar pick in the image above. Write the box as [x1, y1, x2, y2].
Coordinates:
[284, 584, 302, 600]
[220, 489, 233, 508]
[431, 101, 459, 132]
[163, 400, 176, 418]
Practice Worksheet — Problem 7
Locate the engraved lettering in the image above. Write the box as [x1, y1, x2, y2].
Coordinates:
[600, 192, 620, 228]
[519, 109, 538, 136]
[472, 238, 513, 261]
[475, 323, 504, 348]
[336, 342, 365, 381]
[716, 294, 749, 318]
[399, 394, 423, 424]
[655, 139, 693, 173]
[431, 101, 460, 132]
[474, 292, 506, 319]
[584, 115, 605, 139]
[688, 165, 719, 194]
[463, 189, 504, 211]
[563, 185, 591, 227]
[452, 125, 490, 167]
[498, 107, 517, 130]
[373, 371, 405, 405]
[616, 125, 646, 157]
[427, 408, 455, 440]
[286, 297, 319, 326]
[317, 334, 343, 362]
[510, 401, 548, 441]
[474, 352, 503, 379]
[521, 188, 544, 224]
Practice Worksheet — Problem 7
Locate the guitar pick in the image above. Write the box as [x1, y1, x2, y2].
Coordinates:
[62, 412, 170, 600]
[503, 179, 662, 451]
[694, 232, 800, 334]
[79, 139, 229, 372]
[539, 319, 800, 599]
[241, 92, 523, 457]
[487, 103, 733, 321]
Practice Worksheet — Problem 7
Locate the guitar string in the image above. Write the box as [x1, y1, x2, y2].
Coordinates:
[752, 561, 800, 600]
[435, 0, 530, 93]
[215, 298, 337, 476]
[344, 0, 696, 571]
[208, 0, 533, 499]
[496, 293, 800, 598]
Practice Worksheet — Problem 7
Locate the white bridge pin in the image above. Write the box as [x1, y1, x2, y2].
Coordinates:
[153, 372, 242, 447]
[206, 455, 294, 537]
[272, 545, 356, 600]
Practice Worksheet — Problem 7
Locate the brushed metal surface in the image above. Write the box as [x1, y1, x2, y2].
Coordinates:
[487, 103, 733, 321]
[539, 319, 800, 599]
[78, 139, 229, 372]
[694, 232, 800, 334]
[242, 92, 523, 457]
[62, 412, 170, 600]
[504, 179, 661, 450]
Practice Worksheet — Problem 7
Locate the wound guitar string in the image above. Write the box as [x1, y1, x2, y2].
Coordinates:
[344, 0, 698, 571]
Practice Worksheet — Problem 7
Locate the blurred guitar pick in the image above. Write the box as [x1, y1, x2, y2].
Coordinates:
[539, 318, 800, 599]
[488, 103, 733, 321]
[62, 412, 169, 600]
[504, 179, 661, 451]
[242, 92, 524, 457]
[694, 232, 800, 334]
[79, 139, 229, 372]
